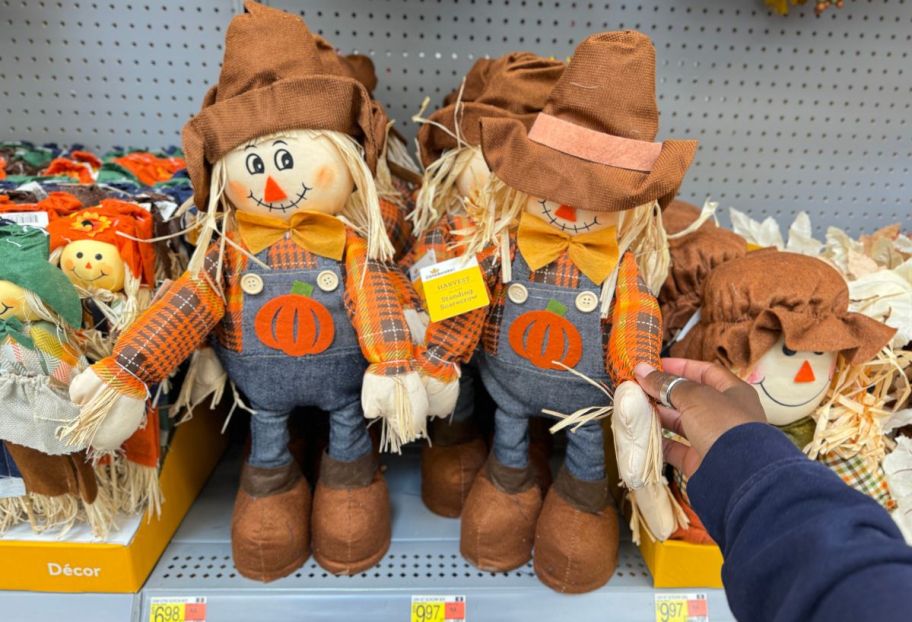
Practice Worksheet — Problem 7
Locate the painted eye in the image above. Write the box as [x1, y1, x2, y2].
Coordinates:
[274, 149, 294, 171]
[813, 351, 824, 356]
[76, 251, 84, 259]
[245, 153, 265, 175]
[94, 253, 103, 261]
[782, 344, 797, 356]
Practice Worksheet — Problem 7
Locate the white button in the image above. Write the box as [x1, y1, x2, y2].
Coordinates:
[240, 273, 264, 295]
[575, 290, 599, 313]
[507, 283, 528, 305]
[316, 270, 340, 292]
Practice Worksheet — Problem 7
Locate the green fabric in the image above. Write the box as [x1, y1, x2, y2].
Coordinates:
[96, 162, 141, 185]
[776, 416, 817, 451]
[0, 317, 35, 350]
[0, 224, 82, 327]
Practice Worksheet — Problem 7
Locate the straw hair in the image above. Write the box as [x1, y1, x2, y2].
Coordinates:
[411, 144, 481, 235]
[463, 175, 670, 298]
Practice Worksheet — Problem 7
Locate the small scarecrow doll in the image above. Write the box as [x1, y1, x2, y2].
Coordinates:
[671, 250, 902, 543]
[48, 202, 164, 518]
[409, 52, 565, 517]
[61, 2, 428, 581]
[416, 32, 698, 592]
[0, 223, 113, 535]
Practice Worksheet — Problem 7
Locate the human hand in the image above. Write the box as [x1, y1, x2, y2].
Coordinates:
[634, 358, 766, 478]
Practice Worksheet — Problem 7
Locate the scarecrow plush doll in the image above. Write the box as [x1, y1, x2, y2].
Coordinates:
[671, 249, 901, 543]
[0, 223, 112, 535]
[48, 201, 164, 518]
[61, 1, 428, 581]
[409, 52, 565, 517]
[416, 32, 697, 592]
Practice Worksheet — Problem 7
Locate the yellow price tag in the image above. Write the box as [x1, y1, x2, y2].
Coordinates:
[420, 256, 490, 323]
[655, 593, 708, 622]
[149, 597, 207, 622]
[411, 595, 466, 622]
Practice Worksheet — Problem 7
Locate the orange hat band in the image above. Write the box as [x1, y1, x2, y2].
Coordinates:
[528, 113, 663, 173]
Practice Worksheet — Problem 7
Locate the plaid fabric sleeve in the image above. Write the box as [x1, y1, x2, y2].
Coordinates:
[605, 251, 663, 385]
[416, 242, 502, 382]
[93, 243, 227, 395]
[380, 198, 414, 263]
[344, 229, 415, 376]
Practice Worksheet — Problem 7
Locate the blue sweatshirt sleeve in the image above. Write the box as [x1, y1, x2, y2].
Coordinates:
[688, 422, 912, 622]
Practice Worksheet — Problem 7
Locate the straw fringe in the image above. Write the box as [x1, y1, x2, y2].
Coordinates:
[377, 376, 428, 454]
[57, 383, 130, 449]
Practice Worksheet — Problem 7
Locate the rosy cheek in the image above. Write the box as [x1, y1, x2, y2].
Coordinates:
[828, 359, 837, 380]
[315, 166, 335, 188]
[63, 258, 75, 270]
[744, 368, 764, 385]
[228, 180, 249, 201]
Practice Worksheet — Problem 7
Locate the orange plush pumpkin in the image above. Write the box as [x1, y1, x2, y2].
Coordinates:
[508, 309, 583, 370]
[254, 294, 335, 356]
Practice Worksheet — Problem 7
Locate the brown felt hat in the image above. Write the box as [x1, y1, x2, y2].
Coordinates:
[480, 31, 698, 212]
[417, 52, 565, 167]
[182, 1, 385, 211]
[674, 249, 897, 370]
[659, 200, 748, 341]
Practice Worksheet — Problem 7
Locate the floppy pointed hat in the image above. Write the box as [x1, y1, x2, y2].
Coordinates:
[674, 249, 896, 370]
[181, 1, 386, 211]
[417, 52, 565, 167]
[480, 31, 698, 212]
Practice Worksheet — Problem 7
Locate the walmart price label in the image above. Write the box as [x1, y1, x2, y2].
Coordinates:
[411, 594, 466, 622]
[149, 596, 207, 622]
[655, 593, 709, 622]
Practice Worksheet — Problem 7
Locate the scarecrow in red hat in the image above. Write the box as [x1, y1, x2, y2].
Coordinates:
[415, 32, 698, 592]
[407, 53, 565, 518]
[60, 1, 429, 582]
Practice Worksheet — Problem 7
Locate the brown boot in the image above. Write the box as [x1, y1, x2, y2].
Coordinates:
[421, 418, 487, 517]
[311, 452, 390, 575]
[231, 461, 311, 582]
[533, 466, 619, 593]
[460, 455, 542, 572]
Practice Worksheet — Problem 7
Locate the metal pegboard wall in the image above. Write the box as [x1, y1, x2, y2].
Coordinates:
[1, 0, 910, 233]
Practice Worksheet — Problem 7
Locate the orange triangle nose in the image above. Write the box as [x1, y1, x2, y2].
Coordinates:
[85, 262, 92, 269]
[793, 360, 816, 383]
[263, 176, 287, 203]
[555, 204, 577, 222]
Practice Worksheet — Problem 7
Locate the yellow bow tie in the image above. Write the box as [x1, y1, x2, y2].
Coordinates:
[516, 211, 618, 286]
[235, 209, 347, 260]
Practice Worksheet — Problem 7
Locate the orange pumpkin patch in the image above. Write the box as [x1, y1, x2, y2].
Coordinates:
[508, 309, 583, 370]
[254, 294, 334, 356]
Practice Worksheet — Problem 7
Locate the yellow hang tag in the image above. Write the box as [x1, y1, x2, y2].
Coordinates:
[420, 255, 490, 323]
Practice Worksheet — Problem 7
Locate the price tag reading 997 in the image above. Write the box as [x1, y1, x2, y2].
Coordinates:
[411, 595, 466, 622]
[655, 593, 709, 622]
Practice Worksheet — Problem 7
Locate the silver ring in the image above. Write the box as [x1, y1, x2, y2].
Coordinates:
[659, 376, 687, 409]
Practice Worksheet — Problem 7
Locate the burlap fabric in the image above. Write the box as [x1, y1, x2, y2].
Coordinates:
[480, 31, 698, 212]
[673, 249, 896, 369]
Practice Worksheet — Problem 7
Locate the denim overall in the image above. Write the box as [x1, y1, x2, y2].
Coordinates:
[214, 248, 370, 469]
[478, 253, 610, 481]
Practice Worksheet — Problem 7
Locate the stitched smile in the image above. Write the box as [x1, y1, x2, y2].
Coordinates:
[540, 200, 600, 233]
[248, 182, 311, 213]
[0, 303, 11, 316]
[755, 379, 829, 408]
[71, 268, 109, 283]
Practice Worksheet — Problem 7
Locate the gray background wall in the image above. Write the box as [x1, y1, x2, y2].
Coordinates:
[1, 0, 909, 233]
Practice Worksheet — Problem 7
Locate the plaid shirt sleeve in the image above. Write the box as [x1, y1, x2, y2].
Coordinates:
[344, 229, 416, 376]
[605, 251, 663, 386]
[380, 197, 414, 263]
[93, 243, 227, 397]
[416, 241, 503, 382]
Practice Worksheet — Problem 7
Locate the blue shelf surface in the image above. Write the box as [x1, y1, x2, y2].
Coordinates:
[137, 448, 735, 622]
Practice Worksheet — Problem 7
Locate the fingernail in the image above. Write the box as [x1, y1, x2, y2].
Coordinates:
[634, 363, 657, 379]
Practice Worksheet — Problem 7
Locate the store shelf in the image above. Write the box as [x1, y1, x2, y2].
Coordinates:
[137, 448, 734, 622]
